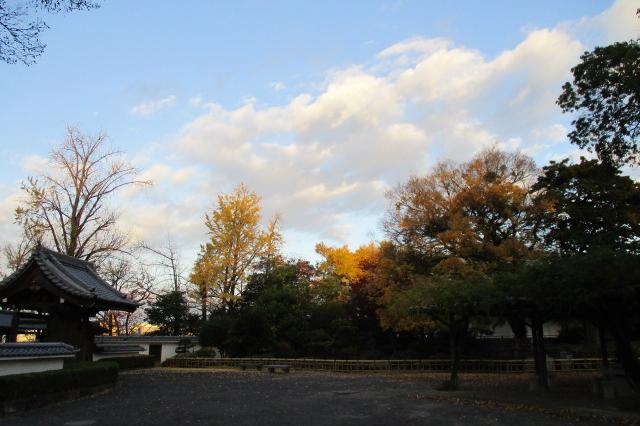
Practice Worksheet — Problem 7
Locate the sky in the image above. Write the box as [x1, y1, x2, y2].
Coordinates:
[0, 0, 638, 267]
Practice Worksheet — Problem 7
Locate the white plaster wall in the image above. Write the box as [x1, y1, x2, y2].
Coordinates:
[485, 322, 562, 339]
[92, 342, 202, 363]
[0, 358, 63, 376]
[160, 343, 201, 362]
[140, 343, 150, 356]
[92, 352, 143, 361]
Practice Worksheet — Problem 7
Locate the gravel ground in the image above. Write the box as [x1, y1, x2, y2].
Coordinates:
[2, 369, 629, 426]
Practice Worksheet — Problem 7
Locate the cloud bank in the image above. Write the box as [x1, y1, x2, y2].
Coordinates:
[3, 0, 638, 265]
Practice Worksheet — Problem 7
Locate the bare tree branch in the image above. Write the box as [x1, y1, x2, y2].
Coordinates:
[14, 127, 151, 265]
[0, 0, 99, 65]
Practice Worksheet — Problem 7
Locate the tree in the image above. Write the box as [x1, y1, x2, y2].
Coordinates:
[189, 249, 215, 321]
[100, 255, 157, 335]
[199, 315, 233, 355]
[558, 40, 640, 165]
[315, 242, 379, 286]
[384, 148, 549, 388]
[1, 236, 32, 272]
[246, 262, 314, 356]
[14, 127, 148, 264]
[532, 158, 640, 389]
[533, 158, 640, 254]
[0, 0, 99, 65]
[385, 147, 541, 265]
[385, 270, 494, 390]
[145, 291, 199, 336]
[314, 242, 400, 355]
[139, 238, 186, 292]
[385, 148, 543, 340]
[196, 184, 281, 312]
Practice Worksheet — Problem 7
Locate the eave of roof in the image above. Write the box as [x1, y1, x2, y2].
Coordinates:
[0, 342, 78, 358]
[0, 245, 140, 312]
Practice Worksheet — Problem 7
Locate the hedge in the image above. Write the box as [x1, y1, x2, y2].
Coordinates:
[0, 361, 118, 402]
[98, 355, 155, 370]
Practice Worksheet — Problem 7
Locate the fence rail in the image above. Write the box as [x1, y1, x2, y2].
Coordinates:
[163, 357, 601, 373]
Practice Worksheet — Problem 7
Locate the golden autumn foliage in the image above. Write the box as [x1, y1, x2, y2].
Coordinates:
[315, 242, 379, 285]
[189, 184, 282, 313]
[386, 147, 544, 273]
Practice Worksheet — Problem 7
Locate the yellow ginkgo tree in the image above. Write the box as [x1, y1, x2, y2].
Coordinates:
[190, 184, 282, 313]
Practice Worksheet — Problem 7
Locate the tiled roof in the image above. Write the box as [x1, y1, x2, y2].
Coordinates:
[95, 335, 199, 344]
[0, 245, 139, 311]
[95, 344, 145, 354]
[0, 342, 77, 358]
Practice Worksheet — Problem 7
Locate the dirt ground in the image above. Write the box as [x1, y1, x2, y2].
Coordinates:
[4, 369, 639, 426]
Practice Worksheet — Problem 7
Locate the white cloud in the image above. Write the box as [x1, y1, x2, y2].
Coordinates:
[270, 81, 287, 91]
[530, 124, 568, 143]
[67, 2, 623, 261]
[377, 36, 451, 65]
[576, 0, 639, 43]
[130, 95, 177, 116]
[166, 17, 609, 249]
[0, 191, 20, 227]
[21, 154, 50, 173]
[189, 96, 204, 107]
[137, 163, 197, 185]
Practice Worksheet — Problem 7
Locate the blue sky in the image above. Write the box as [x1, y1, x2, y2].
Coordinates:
[0, 0, 638, 267]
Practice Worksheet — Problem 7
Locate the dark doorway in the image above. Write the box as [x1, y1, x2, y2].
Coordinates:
[149, 344, 162, 362]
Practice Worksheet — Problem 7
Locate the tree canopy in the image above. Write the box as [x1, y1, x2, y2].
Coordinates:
[558, 40, 640, 165]
[191, 184, 281, 312]
[145, 291, 199, 336]
[385, 148, 541, 270]
[12, 127, 148, 264]
[532, 158, 640, 254]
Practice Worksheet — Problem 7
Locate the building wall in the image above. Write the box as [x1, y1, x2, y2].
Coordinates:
[92, 352, 141, 361]
[92, 342, 204, 363]
[483, 322, 562, 339]
[144, 342, 203, 362]
[0, 358, 64, 376]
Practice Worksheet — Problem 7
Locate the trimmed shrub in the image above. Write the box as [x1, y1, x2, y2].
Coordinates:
[200, 315, 232, 351]
[98, 355, 155, 370]
[0, 361, 118, 402]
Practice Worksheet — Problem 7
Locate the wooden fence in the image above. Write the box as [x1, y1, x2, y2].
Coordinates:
[163, 357, 601, 373]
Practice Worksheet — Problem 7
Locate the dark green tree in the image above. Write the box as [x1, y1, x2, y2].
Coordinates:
[199, 315, 233, 355]
[532, 159, 640, 389]
[385, 270, 495, 390]
[225, 310, 272, 356]
[533, 158, 640, 254]
[558, 40, 640, 165]
[145, 291, 199, 336]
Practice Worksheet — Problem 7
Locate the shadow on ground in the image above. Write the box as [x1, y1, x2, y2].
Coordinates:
[3, 369, 636, 426]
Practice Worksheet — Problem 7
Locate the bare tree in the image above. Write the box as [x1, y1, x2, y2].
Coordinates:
[99, 255, 157, 335]
[2, 233, 33, 273]
[138, 237, 186, 293]
[14, 127, 150, 264]
[0, 0, 99, 65]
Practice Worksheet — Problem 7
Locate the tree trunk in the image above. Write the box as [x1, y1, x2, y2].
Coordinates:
[531, 317, 549, 391]
[201, 292, 208, 322]
[108, 311, 114, 336]
[508, 316, 529, 357]
[598, 325, 609, 370]
[448, 329, 460, 390]
[125, 313, 130, 336]
[508, 316, 528, 339]
[447, 315, 466, 390]
[608, 323, 640, 391]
